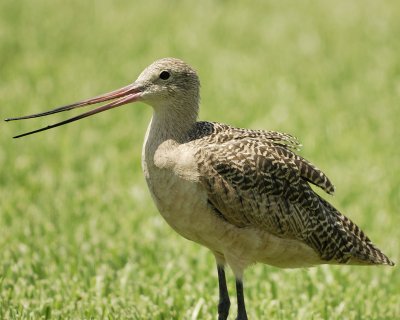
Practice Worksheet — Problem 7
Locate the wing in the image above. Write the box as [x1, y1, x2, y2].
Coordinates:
[195, 136, 392, 265]
[189, 122, 335, 194]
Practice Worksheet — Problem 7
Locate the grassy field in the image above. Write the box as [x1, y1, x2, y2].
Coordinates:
[1, 0, 399, 319]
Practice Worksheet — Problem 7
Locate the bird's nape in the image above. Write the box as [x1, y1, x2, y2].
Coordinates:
[5, 82, 143, 138]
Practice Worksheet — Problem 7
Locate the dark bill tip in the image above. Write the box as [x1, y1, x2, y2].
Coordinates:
[6, 82, 142, 138]
[9, 91, 141, 138]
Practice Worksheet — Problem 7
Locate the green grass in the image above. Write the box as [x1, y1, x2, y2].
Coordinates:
[1, 0, 399, 319]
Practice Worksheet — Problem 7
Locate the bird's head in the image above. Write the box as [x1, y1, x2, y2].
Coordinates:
[136, 57, 200, 110]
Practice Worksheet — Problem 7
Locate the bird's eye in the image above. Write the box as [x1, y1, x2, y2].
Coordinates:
[159, 71, 170, 80]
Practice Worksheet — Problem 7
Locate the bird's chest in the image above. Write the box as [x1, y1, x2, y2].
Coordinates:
[141, 140, 210, 241]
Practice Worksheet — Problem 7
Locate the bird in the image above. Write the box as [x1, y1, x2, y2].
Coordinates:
[6, 57, 394, 320]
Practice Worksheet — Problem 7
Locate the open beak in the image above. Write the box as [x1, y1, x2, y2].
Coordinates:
[5, 82, 143, 138]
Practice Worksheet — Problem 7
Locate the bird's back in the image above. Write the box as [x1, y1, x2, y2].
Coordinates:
[187, 121, 394, 267]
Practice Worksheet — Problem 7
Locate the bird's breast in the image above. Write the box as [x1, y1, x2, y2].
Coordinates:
[142, 139, 212, 242]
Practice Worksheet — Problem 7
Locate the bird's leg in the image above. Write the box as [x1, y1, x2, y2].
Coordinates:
[235, 278, 248, 320]
[217, 265, 231, 320]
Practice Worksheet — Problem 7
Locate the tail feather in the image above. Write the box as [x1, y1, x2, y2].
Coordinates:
[318, 196, 395, 266]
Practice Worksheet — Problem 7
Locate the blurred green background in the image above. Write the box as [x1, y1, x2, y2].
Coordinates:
[1, 0, 399, 319]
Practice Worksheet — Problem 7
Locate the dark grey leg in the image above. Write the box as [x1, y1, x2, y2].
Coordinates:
[217, 265, 230, 320]
[235, 279, 248, 320]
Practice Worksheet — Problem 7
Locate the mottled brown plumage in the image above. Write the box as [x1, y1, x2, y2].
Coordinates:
[7, 57, 394, 320]
[189, 121, 393, 266]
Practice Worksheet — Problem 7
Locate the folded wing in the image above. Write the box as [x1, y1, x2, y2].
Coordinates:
[194, 127, 393, 266]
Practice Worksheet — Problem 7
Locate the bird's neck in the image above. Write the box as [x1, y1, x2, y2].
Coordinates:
[144, 103, 198, 161]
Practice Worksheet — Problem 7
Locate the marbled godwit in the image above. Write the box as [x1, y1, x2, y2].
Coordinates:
[6, 58, 394, 320]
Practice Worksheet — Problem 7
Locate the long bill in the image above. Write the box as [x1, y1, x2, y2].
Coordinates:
[5, 83, 143, 139]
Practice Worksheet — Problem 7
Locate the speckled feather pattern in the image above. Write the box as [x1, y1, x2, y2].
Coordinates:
[188, 121, 394, 266]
